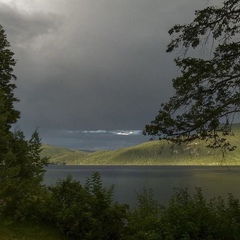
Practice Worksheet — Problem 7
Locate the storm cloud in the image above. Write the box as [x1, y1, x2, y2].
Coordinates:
[0, 0, 218, 136]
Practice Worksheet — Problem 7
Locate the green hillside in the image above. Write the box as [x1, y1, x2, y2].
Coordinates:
[41, 144, 89, 165]
[41, 124, 240, 165]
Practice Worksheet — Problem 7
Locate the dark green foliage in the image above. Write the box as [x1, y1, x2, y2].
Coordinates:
[0, 219, 69, 240]
[160, 188, 240, 239]
[2, 168, 240, 240]
[0, 25, 48, 220]
[0, 28, 17, 168]
[126, 187, 240, 240]
[160, 188, 214, 239]
[145, 0, 240, 151]
[0, 130, 48, 219]
[125, 188, 163, 240]
[0, 25, 19, 129]
[0, 89, 12, 161]
[45, 172, 128, 240]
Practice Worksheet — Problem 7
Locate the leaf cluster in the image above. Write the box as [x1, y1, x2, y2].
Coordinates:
[0, 130, 49, 219]
[126, 187, 240, 240]
[0, 25, 48, 220]
[2, 171, 240, 240]
[39, 173, 128, 240]
[145, 0, 240, 151]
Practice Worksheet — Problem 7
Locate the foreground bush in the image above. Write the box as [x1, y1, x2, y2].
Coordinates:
[2, 172, 240, 240]
[125, 188, 163, 240]
[0, 219, 68, 240]
[126, 187, 240, 240]
[44, 172, 128, 240]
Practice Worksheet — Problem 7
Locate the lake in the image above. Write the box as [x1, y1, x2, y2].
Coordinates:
[44, 165, 240, 207]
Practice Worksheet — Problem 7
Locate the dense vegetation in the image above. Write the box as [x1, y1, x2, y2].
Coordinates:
[0, 220, 68, 240]
[0, 24, 48, 220]
[2, 173, 240, 240]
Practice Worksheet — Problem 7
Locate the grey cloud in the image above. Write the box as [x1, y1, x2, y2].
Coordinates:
[0, 3, 63, 46]
[1, 0, 216, 135]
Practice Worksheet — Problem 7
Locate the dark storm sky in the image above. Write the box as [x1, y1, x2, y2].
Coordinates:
[0, 0, 220, 135]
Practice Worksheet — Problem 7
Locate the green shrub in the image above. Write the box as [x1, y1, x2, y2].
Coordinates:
[159, 188, 214, 239]
[125, 188, 163, 240]
[126, 187, 240, 240]
[12, 185, 50, 222]
[46, 172, 128, 240]
[3, 171, 240, 240]
[0, 219, 68, 240]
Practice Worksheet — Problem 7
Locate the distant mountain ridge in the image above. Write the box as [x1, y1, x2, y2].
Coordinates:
[41, 124, 240, 165]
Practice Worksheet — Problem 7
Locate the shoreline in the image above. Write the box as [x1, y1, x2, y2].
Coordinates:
[47, 163, 240, 167]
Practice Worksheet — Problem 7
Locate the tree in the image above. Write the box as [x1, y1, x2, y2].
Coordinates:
[0, 25, 20, 129]
[46, 173, 128, 240]
[144, 0, 240, 151]
[0, 24, 20, 163]
[0, 89, 12, 161]
[0, 25, 48, 219]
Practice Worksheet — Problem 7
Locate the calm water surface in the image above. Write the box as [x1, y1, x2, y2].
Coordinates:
[44, 165, 240, 207]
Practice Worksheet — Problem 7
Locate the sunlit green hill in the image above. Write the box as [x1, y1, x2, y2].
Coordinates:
[41, 124, 240, 165]
[41, 144, 89, 165]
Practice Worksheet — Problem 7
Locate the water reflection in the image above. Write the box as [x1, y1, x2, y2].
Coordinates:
[44, 165, 240, 207]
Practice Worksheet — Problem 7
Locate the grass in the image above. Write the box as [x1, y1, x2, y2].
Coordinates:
[41, 144, 88, 165]
[40, 124, 240, 165]
[0, 220, 68, 240]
